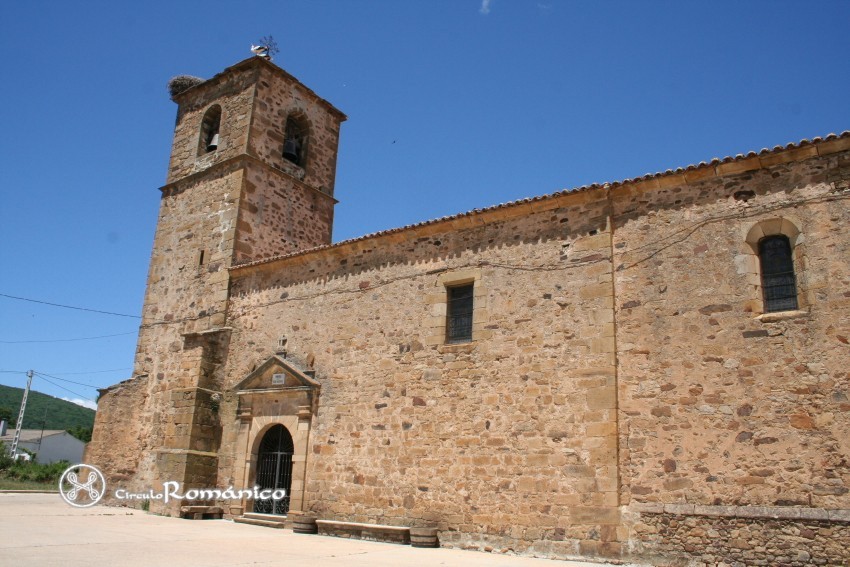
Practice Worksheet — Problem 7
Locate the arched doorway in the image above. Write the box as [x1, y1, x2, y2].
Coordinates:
[233, 355, 320, 518]
[254, 424, 294, 515]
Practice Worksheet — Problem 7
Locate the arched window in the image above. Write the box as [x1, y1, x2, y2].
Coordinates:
[198, 105, 221, 155]
[282, 115, 307, 167]
[758, 235, 798, 313]
[744, 218, 803, 315]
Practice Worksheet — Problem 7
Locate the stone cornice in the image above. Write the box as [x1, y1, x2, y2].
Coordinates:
[158, 154, 338, 205]
[172, 57, 346, 121]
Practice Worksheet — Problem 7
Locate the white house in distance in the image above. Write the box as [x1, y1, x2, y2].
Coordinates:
[0, 423, 85, 464]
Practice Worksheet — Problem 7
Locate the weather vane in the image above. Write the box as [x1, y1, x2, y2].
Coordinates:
[251, 35, 279, 61]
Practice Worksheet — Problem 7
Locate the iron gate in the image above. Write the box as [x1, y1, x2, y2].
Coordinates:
[253, 424, 294, 515]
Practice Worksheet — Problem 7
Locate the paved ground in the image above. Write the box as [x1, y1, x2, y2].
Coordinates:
[0, 493, 636, 567]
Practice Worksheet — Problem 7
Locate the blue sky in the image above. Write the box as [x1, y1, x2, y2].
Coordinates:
[1, 1, 848, 411]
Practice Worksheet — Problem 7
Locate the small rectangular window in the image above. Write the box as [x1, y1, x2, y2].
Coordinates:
[446, 284, 474, 343]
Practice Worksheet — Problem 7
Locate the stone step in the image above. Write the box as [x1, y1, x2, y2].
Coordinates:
[233, 515, 287, 529]
[242, 512, 287, 522]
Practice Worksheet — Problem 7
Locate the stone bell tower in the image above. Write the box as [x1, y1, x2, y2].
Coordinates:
[88, 56, 345, 514]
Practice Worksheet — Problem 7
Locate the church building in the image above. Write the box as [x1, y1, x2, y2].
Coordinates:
[87, 56, 850, 565]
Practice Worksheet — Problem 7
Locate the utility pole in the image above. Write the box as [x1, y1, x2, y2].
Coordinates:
[10, 370, 33, 459]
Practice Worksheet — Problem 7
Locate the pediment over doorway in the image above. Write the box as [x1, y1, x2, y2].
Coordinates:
[233, 355, 320, 393]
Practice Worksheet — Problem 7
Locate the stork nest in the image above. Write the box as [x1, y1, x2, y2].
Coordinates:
[167, 75, 204, 100]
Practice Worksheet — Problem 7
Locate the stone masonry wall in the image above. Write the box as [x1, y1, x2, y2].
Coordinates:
[135, 168, 242, 373]
[225, 190, 626, 558]
[630, 507, 850, 566]
[234, 162, 335, 264]
[221, 145, 849, 563]
[613, 148, 850, 513]
[87, 375, 151, 497]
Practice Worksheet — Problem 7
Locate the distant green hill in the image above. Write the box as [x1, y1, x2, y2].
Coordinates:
[0, 384, 96, 430]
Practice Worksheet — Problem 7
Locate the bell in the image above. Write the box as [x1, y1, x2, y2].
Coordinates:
[283, 138, 300, 163]
[206, 133, 219, 152]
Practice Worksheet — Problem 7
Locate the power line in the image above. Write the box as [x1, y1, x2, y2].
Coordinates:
[0, 367, 130, 376]
[33, 372, 98, 403]
[49, 367, 131, 376]
[33, 371, 100, 390]
[0, 292, 141, 319]
[2, 369, 107, 393]
[0, 331, 137, 344]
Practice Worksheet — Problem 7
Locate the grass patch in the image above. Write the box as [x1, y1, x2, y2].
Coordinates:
[0, 441, 67, 491]
[0, 475, 58, 491]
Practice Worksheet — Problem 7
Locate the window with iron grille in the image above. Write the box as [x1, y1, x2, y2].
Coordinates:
[446, 284, 474, 343]
[759, 235, 798, 313]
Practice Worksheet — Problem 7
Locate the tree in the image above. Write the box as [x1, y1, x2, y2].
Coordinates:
[67, 426, 92, 443]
